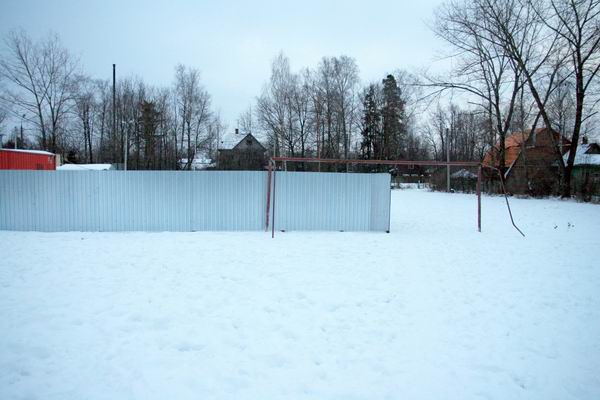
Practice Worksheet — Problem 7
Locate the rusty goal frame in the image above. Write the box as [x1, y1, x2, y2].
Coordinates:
[265, 157, 494, 238]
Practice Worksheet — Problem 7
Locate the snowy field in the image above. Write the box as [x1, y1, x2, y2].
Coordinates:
[1, 190, 599, 400]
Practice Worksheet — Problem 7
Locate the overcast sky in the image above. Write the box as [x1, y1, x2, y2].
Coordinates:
[1, 0, 446, 129]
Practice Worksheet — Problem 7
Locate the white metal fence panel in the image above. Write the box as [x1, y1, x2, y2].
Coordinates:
[0, 171, 267, 232]
[0, 170, 390, 232]
[189, 172, 267, 231]
[273, 171, 391, 232]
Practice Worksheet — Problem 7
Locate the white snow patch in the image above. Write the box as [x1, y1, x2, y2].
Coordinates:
[0, 190, 599, 399]
[57, 163, 114, 171]
[563, 144, 600, 166]
[178, 156, 214, 170]
[451, 168, 478, 179]
[0, 148, 54, 156]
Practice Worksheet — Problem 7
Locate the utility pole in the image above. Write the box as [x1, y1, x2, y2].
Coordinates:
[124, 127, 128, 171]
[215, 125, 219, 170]
[20, 114, 25, 146]
[446, 127, 451, 192]
[113, 64, 121, 170]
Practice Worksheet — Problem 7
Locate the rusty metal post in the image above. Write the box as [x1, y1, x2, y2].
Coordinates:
[265, 160, 272, 231]
[477, 165, 482, 232]
[496, 168, 525, 237]
[446, 128, 451, 192]
[271, 161, 277, 239]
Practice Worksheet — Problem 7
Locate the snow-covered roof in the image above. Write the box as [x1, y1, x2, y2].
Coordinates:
[451, 169, 478, 179]
[57, 163, 114, 171]
[218, 133, 245, 150]
[179, 156, 214, 170]
[218, 132, 266, 151]
[563, 144, 600, 166]
[0, 148, 55, 156]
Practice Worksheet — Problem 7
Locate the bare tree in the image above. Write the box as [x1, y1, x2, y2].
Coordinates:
[207, 113, 227, 165]
[428, 0, 527, 172]
[237, 105, 254, 134]
[0, 30, 49, 148]
[73, 75, 96, 162]
[0, 30, 79, 152]
[476, 0, 600, 196]
[256, 52, 292, 157]
[0, 106, 7, 138]
[173, 64, 212, 169]
[311, 56, 361, 160]
[291, 68, 313, 158]
[256, 53, 361, 162]
[329, 56, 360, 161]
[393, 70, 424, 130]
[538, 0, 600, 196]
[41, 33, 79, 152]
[94, 79, 110, 163]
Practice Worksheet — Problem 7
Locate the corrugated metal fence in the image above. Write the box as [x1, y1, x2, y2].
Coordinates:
[0, 170, 390, 232]
[273, 171, 390, 232]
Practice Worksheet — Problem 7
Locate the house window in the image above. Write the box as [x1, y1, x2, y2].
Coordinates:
[246, 139, 252, 146]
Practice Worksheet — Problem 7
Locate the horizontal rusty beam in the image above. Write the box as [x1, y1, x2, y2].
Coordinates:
[271, 157, 481, 167]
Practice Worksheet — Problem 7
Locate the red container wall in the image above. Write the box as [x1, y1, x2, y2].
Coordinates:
[0, 150, 56, 170]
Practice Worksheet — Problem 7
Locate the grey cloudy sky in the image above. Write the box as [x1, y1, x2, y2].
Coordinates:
[1, 0, 446, 128]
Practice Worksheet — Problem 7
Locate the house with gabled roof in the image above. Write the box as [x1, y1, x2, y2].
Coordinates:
[217, 129, 267, 170]
[483, 128, 571, 195]
[562, 137, 600, 199]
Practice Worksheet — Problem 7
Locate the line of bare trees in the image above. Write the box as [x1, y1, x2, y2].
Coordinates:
[252, 53, 429, 164]
[0, 30, 224, 169]
[255, 53, 359, 160]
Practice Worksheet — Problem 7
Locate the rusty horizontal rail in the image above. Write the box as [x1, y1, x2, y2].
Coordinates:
[271, 156, 481, 167]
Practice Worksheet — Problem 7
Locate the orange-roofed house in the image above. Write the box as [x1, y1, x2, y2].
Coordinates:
[483, 128, 571, 195]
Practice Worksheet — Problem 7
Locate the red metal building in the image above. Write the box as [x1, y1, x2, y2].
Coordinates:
[0, 149, 56, 170]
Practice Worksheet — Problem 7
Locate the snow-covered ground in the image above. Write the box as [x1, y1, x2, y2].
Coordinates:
[1, 190, 599, 400]
[56, 163, 113, 171]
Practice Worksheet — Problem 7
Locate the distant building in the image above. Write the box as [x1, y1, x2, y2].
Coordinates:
[0, 149, 57, 170]
[483, 128, 570, 195]
[562, 138, 600, 199]
[217, 130, 267, 170]
[451, 169, 478, 179]
[178, 155, 215, 171]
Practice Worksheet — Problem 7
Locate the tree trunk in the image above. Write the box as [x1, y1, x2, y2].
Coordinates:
[561, 61, 585, 198]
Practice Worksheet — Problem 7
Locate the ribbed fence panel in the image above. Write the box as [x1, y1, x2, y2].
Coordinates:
[273, 171, 390, 232]
[0, 170, 389, 232]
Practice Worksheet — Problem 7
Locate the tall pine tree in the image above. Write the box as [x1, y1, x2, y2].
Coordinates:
[381, 74, 406, 159]
[139, 100, 161, 169]
[360, 84, 380, 159]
